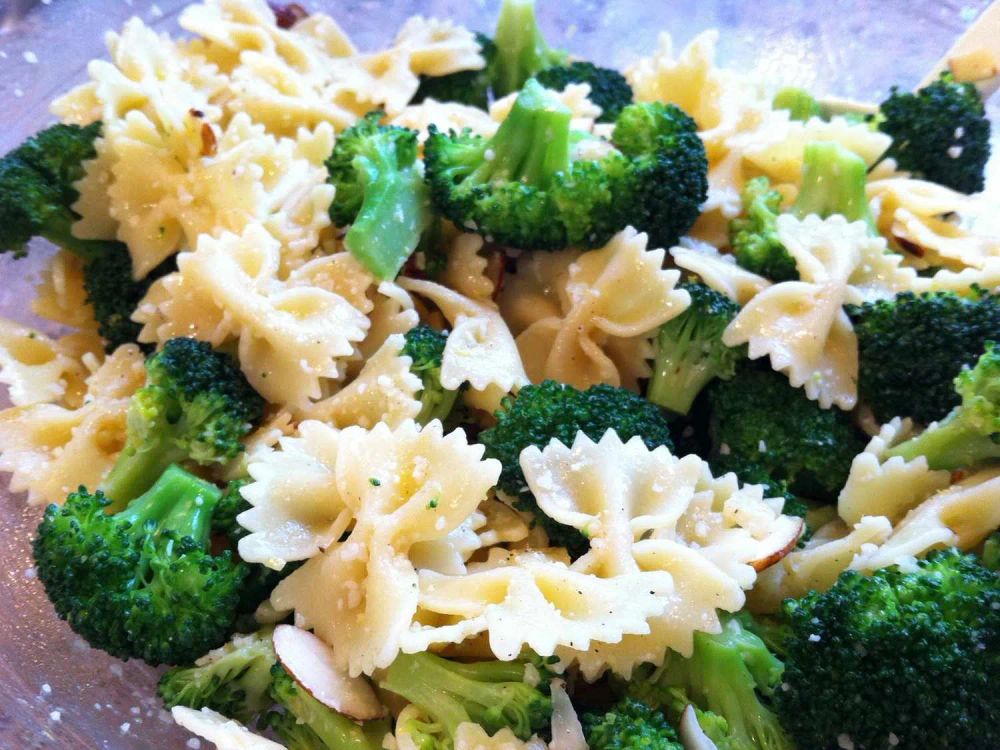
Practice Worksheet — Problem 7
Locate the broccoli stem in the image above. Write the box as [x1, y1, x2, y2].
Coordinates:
[472, 79, 571, 188]
[792, 141, 874, 231]
[115, 464, 221, 543]
[271, 666, 389, 750]
[344, 151, 432, 281]
[886, 416, 999, 471]
[491, 0, 565, 97]
[647, 349, 713, 415]
[101, 440, 189, 513]
[772, 88, 821, 122]
[381, 652, 543, 740]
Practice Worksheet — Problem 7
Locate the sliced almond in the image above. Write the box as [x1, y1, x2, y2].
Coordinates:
[679, 705, 719, 750]
[273, 624, 385, 720]
[750, 518, 805, 572]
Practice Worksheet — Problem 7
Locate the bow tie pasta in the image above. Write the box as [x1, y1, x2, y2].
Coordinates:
[135, 224, 370, 406]
[268, 419, 500, 676]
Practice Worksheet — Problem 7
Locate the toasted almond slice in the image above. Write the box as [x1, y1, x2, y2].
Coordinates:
[750, 518, 805, 572]
[679, 704, 719, 750]
[273, 624, 384, 720]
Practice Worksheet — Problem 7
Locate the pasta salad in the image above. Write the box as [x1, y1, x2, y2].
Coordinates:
[0, 1, 998, 748]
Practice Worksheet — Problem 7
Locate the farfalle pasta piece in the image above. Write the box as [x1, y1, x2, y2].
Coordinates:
[851, 468, 1000, 574]
[100, 111, 335, 277]
[724, 214, 903, 409]
[517, 431, 800, 677]
[0, 320, 95, 408]
[391, 100, 497, 141]
[440, 234, 498, 303]
[400, 278, 529, 412]
[498, 250, 581, 337]
[625, 30, 769, 162]
[0, 345, 146, 506]
[238, 420, 351, 569]
[868, 177, 1000, 270]
[405, 549, 674, 660]
[270, 420, 500, 676]
[671, 244, 771, 305]
[136, 225, 369, 407]
[516, 228, 690, 390]
[393, 16, 485, 77]
[31, 252, 100, 333]
[357, 281, 421, 363]
[838, 418, 951, 526]
[303, 334, 423, 428]
[748, 516, 894, 613]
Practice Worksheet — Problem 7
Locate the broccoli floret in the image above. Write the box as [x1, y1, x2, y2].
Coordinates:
[265, 665, 391, 750]
[403, 324, 461, 425]
[413, 33, 497, 109]
[326, 111, 432, 280]
[626, 616, 792, 750]
[480, 380, 674, 554]
[729, 177, 797, 282]
[848, 288, 1000, 424]
[100, 338, 265, 508]
[582, 697, 683, 750]
[771, 87, 821, 122]
[0, 122, 170, 350]
[647, 281, 743, 415]
[776, 549, 1000, 749]
[884, 342, 1000, 470]
[708, 365, 865, 500]
[158, 628, 276, 724]
[425, 82, 706, 251]
[213, 478, 253, 544]
[33, 464, 247, 665]
[792, 141, 874, 230]
[877, 72, 991, 194]
[380, 652, 551, 746]
[490, 0, 568, 97]
[535, 62, 633, 122]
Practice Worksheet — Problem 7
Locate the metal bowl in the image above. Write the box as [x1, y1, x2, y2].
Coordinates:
[0, 0, 995, 746]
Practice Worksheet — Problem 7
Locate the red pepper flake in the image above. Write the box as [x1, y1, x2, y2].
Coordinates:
[189, 108, 205, 119]
[894, 234, 925, 258]
[201, 122, 218, 157]
[269, 2, 308, 29]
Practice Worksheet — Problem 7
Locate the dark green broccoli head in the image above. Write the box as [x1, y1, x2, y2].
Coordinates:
[625, 615, 792, 750]
[536, 61, 634, 122]
[729, 177, 797, 282]
[402, 324, 462, 425]
[582, 698, 683, 750]
[212, 478, 253, 544]
[33, 465, 247, 666]
[325, 111, 431, 280]
[878, 73, 991, 194]
[83, 252, 175, 352]
[0, 121, 108, 257]
[490, 0, 568, 97]
[611, 101, 708, 250]
[158, 627, 276, 724]
[648, 281, 743, 415]
[380, 652, 552, 744]
[708, 365, 866, 500]
[424, 86, 706, 252]
[481, 380, 673, 555]
[885, 341, 1000, 471]
[777, 549, 1000, 749]
[268, 664, 391, 750]
[414, 33, 497, 109]
[101, 338, 265, 507]
[848, 288, 1000, 424]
